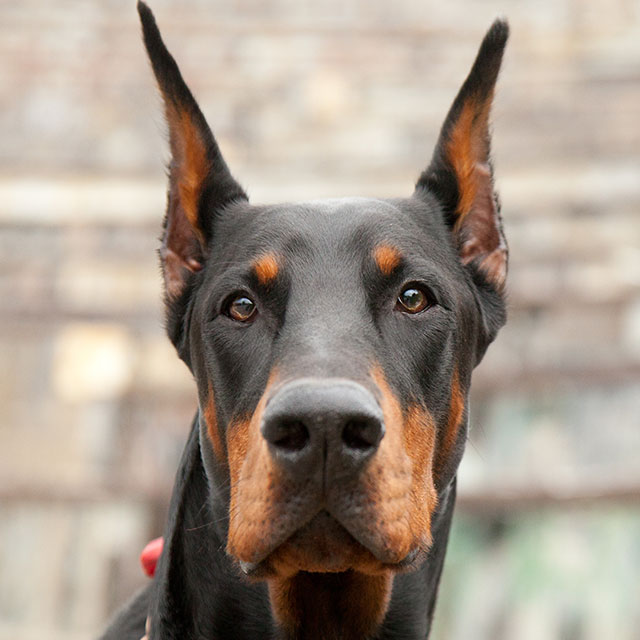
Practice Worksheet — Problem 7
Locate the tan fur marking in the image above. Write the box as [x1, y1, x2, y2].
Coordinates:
[403, 403, 438, 545]
[445, 94, 508, 290]
[369, 367, 438, 553]
[445, 94, 493, 226]
[435, 368, 465, 483]
[166, 106, 210, 239]
[226, 369, 282, 561]
[372, 245, 402, 276]
[252, 253, 280, 285]
[266, 511, 386, 578]
[203, 381, 226, 463]
[269, 571, 392, 639]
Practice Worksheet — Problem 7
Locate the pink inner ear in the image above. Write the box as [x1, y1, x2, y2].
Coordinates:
[162, 247, 203, 300]
[161, 179, 206, 300]
[442, 93, 507, 291]
[455, 160, 507, 291]
[157, 105, 212, 301]
[185, 256, 204, 271]
[158, 109, 211, 300]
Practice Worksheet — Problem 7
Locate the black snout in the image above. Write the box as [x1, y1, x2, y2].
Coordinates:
[261, 379, 384, 476]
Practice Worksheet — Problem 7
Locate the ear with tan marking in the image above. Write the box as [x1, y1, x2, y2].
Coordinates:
[138, 2, 247, 300]
[416, 20, 509, 293]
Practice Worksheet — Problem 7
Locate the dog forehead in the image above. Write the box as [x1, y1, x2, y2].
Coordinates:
[215, 196, 439, 261]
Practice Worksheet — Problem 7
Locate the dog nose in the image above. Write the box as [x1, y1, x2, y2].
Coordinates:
[261, 379, 384, 473]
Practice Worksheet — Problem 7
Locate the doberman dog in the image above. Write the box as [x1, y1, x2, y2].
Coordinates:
[101, 3, 508, 638]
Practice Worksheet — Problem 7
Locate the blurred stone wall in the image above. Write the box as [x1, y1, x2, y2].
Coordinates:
[0, 1, 639, 638]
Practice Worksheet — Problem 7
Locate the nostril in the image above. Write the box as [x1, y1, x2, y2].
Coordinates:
[261, 380, 384, 469]
[270, 420, 309, 452]
[342, 419, 383, 452]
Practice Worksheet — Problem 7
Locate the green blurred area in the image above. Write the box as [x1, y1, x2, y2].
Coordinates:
[434, 507, 640, 639]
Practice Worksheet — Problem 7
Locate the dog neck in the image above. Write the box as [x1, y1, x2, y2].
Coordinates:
[149, 418, 456, 639]
[268, 571, 393, 640]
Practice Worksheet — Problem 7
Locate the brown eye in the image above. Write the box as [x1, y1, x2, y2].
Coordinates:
[396, 285, 433, 314]
[225, 295, 257, 322]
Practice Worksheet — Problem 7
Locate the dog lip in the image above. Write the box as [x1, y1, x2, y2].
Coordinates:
[238, 541, 421, 579]
[321, 511, 424, 568]
[234, 509, 420, 576]
[382, 547, 422, 572]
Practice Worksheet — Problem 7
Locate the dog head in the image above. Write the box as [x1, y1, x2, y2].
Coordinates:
[139, 0, 507, 600]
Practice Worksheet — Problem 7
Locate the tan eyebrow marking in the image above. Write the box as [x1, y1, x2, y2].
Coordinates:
[252, 252, 280, 285]
[372, 245, 402, 276]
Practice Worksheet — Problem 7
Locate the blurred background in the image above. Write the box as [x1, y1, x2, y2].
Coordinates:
[1, 0, 639, 638]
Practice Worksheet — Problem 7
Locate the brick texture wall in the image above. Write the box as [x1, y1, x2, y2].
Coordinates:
[1, 0, 639, 638]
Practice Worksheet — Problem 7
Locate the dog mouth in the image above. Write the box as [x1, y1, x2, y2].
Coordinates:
[226, 373, 438, 578]
[237, 510, 422, 579]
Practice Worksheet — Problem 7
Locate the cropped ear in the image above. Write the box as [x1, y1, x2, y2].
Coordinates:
[415, 20, 509, 293]
[138, 2, 247, 300]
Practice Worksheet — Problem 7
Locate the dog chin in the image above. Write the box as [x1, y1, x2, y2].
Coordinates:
[237, 510, 422, 579]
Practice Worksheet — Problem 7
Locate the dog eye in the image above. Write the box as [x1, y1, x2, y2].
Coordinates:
[396, 285, 434, 314]
[224, 294, 257, 322]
